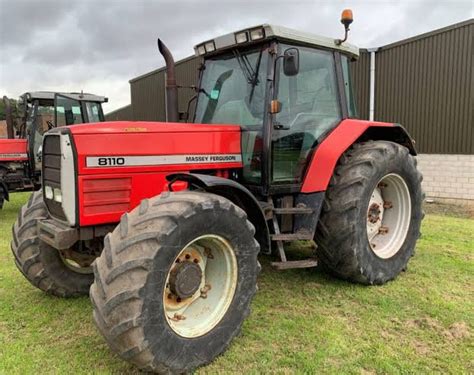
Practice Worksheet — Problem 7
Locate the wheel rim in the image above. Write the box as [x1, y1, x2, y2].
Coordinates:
[367, 173, 411, 259]
[59, 252, 94, 274]
[163, 234, 238, 338]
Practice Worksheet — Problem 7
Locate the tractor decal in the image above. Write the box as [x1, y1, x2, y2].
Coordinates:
[86, 154, 242, 167]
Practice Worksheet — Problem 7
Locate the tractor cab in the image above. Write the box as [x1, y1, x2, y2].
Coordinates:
[18, 91, 107, 171]
[192, 24, 359, 193]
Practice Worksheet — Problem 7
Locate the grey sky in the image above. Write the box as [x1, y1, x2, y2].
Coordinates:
[0, 0, 472, 112]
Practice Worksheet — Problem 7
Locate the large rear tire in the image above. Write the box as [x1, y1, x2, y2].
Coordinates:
[11, 191, 93, 296]
[90, 191, 260, 373]
[315, 141, 423, 285]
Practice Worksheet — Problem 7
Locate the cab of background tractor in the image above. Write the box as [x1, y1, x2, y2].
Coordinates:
[189, 24, 358, 194]
[0, 91, 107, 207]
[18, 91, 107, 171]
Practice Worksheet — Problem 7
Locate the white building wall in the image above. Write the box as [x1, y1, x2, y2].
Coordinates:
[416, 154, 474, 204]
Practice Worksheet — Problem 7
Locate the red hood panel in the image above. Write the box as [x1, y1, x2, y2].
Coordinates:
[0, 139, 28, 161]
[73, 122, 242, 175]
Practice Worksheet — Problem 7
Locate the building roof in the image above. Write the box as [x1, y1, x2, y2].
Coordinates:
[21, 91, 108, 103]
[376, 18, 473, 50]
[194, 24, 359, 58]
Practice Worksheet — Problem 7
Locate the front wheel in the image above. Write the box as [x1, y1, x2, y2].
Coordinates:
[11, 191, 94, 296]
[315, 141, 424, 285]
[90, 191, 260, 373]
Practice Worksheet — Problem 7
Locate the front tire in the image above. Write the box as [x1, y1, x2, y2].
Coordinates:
[90, 191, 260, 373]
[315, 141, 423, 285]
[11, 191, 93, 296]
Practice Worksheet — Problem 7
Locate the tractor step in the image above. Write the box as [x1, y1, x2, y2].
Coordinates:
[271, 232, 314, 241]
[271, 259, 318, 270]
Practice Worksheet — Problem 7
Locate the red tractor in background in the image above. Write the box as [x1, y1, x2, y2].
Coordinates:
[12, 11, 423, 373]
[0, 92, 107, 208]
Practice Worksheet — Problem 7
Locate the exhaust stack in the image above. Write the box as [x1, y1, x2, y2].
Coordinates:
[3, 96, 14, 139]
[157, 39, 179, 122]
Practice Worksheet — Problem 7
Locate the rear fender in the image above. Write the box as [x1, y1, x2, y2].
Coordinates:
[167, 173, 270, 254]
[301, 119, 416, 193]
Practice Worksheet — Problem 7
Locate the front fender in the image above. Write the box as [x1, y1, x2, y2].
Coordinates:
[167, 173, 270, 254]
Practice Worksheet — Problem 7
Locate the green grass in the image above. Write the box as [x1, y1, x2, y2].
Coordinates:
[1, 193, 473, 374]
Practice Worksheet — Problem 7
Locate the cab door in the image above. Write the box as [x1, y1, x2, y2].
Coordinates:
[271, 46, 342, 185]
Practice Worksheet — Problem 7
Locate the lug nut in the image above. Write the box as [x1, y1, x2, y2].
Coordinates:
[383, 201, 393, 209]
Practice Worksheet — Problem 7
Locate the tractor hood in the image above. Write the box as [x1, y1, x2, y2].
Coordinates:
[44, 120, 243, 226]
[66, 121, 243, 175]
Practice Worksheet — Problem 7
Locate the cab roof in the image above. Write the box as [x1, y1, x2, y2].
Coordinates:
[21, 91, 108, 103]
[194, 24, 359, 58]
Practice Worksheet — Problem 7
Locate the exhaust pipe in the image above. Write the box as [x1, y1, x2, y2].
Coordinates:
[157, 39, 179, 122]
[3, 96, 14, 139]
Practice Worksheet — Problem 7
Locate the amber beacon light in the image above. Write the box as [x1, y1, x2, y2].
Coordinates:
[336, 9, 354, 45]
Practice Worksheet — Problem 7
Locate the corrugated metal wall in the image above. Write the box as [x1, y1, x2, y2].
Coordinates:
[130, 56, 201, 121]
[350, 49, 370, 120]
[374, 20, 473, 154]
[123, 19, 473, 154]
[105, 104, 133, 121]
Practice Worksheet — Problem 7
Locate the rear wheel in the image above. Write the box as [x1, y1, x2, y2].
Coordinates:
[90, 191, 260, 373]
[11, 191, 94, 296]
[315, 141, 423, 285]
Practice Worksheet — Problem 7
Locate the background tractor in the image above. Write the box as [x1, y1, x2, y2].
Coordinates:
[12, 11, 423, 374]
[0, 91, 107, 208]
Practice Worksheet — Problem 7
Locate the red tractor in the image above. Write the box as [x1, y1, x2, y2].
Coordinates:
[0, 92, 107, 208]
[12, 13, 423, 373]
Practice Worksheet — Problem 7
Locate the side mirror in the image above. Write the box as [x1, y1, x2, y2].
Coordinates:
[283, 48, 299, 76]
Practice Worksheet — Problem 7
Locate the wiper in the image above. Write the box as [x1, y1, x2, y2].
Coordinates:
[233, 48, 264, 103]
[248, 49, 263, 103]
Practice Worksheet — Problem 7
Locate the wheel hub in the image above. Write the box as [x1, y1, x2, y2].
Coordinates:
[169, 261, 202, 299]
[368, 203, 382, 224]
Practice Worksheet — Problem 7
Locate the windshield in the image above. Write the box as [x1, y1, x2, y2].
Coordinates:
[194, 44, 269, 128]
[194, 44, 270, 185]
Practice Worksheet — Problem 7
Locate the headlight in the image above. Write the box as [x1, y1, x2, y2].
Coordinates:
[197, 45, 206, 55]
[250, 28, 265, 40]
[204, 41, 216, 52]
[53, 188, 62, 203]
[45, 186, 53, 200]
[235, 31, 248, 44]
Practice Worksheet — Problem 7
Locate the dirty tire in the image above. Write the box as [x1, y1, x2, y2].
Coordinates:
[11, 191, 93, 296]
[90, 191, 260, 373]
[315, 141, 423, 285]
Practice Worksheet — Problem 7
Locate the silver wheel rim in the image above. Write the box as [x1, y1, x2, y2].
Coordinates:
[163, 234, 238, 338]
[367, 173, 411, 259]
[59, 252, 93, 274]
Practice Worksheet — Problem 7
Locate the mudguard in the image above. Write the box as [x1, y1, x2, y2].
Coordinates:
[301, 119, 416, 193]
[167, 173, 270, 254]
